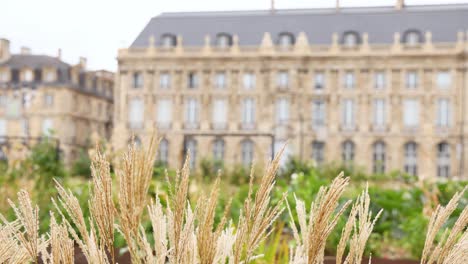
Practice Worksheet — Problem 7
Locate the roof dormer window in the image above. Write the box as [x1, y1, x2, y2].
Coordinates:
[342, 31, 361, 47]
[216, 33, 232, 48]
[403, 30, 423, 46]
[278, 32, 295, 48]
[161, 34, 177, 48]
[23, 69, 33, 82]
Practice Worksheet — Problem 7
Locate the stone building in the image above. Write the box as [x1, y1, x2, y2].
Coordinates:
[113, 1, 468, 179]
[0, 39, 113, 165]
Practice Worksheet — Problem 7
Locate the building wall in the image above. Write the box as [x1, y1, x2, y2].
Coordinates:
[113, 33, 468, 179]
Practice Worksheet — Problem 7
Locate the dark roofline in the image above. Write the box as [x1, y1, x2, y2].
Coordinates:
[158, 3, 468, 18]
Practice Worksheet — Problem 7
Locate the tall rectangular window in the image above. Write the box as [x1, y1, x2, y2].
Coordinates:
[344, 71, 355, 89]
[342, 99, 355, 128]
[276, 98, 289, 124]
[373, 99, 386, 126]
[132, 72, 143, 88]
[436, 71, 451, 89]
[374, 71, 385, 89]
[188, 72, 198, 89]
[314, 72, 325, 90]
[277, 71, 289, 89]
[0, 119, 6, 138]
[312, 100, 326, 127]
[312, 141, 325, 165]
[128, 98, 144, 129]
[214, 72, 226, 89]
[0, 95, 7, 107]
[44, 93, 54, 107]
[0, 71, 8, 82]
[160, 72, 171, 89]
[406, 71, 418, 89]
[157, 99, 172, 126]
[42, 118, 53, 136]
[185, 98, 199, 125]
[212, 99, 227, 127]
[243, 73, 255, 90]
[403, 99, 419, 127]
[242, 98, 255, 125]
[436, 99, 450, 127]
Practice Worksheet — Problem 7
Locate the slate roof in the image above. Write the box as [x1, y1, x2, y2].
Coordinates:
[131, 4, 468, 47]
[0, 55, 70, 70]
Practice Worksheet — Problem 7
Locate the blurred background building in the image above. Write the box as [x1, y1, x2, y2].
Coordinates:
[0, 38, 114, 165]
[112, 0, 467, 179]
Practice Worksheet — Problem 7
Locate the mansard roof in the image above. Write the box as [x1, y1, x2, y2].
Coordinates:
[131, 4, 468, 47]
[0, 55, 70, 70]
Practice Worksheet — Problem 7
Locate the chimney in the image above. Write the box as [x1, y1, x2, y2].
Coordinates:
[20, 47, 31, 55]
[79, 57, 87, 69]
[270, 0, 275, 14]
[57, 48, 62, 59]
[0, 38, 10, 62]
[396, 0, 405, 10]
[336, 0, 340, 12]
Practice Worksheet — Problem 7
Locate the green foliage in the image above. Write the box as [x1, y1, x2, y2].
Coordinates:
[71, 148, 92, 177]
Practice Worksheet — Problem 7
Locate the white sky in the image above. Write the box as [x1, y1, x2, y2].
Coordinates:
[1, 0, 467, 71]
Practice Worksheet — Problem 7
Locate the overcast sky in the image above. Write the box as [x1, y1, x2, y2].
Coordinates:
[1, 0, 467, 71]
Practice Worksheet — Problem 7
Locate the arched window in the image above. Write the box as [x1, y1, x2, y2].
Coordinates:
[311, 141, 325, 166]
[278, 32, 295, 48]
[342, 140, 355, 165]
[373, 141, 386, 174]
[158, 138, 169, 165]
[402, 30, 423, 46]
[184, 137, 197, 169]
[128, 136, 142, 148]
[241, 138, 254, 167]
[404, 142, 417, 176]
[161, 34, 177, 48]
[342, 31, 361, 47]
[216, 33, 232, 48]
[437, 142, 450, 178]
[213, 138, 225, 161]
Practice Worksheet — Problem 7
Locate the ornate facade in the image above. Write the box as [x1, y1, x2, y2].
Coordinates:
[0, 39, 113, 165]
[113, 2, 468, 179]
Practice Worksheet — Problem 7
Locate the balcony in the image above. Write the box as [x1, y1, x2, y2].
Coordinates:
[211, 122, 227, 130]
[184, 122, 199, 130]
[127, 122, 144, 130]
[371, 124, 389, 133]
[156, 122, 172, 130]
[340, 124, 357, 133]
[240, 122, 256, 131]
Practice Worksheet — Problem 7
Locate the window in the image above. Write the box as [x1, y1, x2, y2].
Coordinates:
[373, 141, 386, 174]
[42, 118, 53, 136]
[213, 99, 227, 128]
[404, 142, 418, 176]
[0, 119, 6, 139]
[0, 71, 8, 82]
[342, 32, 360, 47]
[276, 98, 289, 124]
[160, 72, 171, 89]
[128, 98, 144, 129]
[44, 93, 54, 107]
[312, 100, 326, 127]
[157, 99, 172, 127]
[403, 30, 422, 46]
[213, 138, 225, 161]
[158, 138, 169, 165]
[403, 99, 419, 128]
[344, 71, 355, 89]
[132, 72, 143, 88]
[314, 72, 325, 90]
[437, 142, 450, 178]
[342, 99, 355, 128]
[0, 95, 7, 107]
[188, 72, 198, 89]
[216, 33, 232, 48]
[241, 98, 255, 126]
[406, 71, 418, 88]
[342, 140, 355, 164]
[185, 98, 199, 126]
[374, 72, 385, 89]
[45, 71, 55, 82]
[436, 71, 451, 88]
[185, 138, 197, 169]
[241, 139, 254, 167]
[277, 71, 289, 88]
[214, 72, 226, 89]
[24, 70, 33, 82]
[22, 119, 29, 136]
[436, 99, 450, 128]
[312, 141, 325, 166]
[243, 73, 255, 89]
[373, 99, 386, 126]
[161, 34, 177, 48]
[278, 32, 295, 48]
